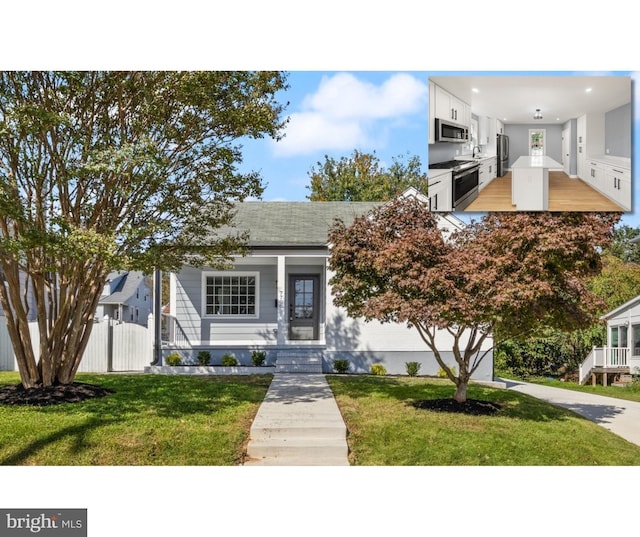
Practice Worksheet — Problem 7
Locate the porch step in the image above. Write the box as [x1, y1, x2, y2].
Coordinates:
[246, 437, 349, 461]
[275, 351, 324, 374]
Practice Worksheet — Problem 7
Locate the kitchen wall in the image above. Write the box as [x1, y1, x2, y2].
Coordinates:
[503, 124, 564, 167]
[605, 102, 631, 158]
[428, 141, 473, 164]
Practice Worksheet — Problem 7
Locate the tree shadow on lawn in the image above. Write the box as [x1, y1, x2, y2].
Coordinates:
[0, 374, 273, 419]
[327, 374, 606, 423]
[0, 416, 116, 465]
[0, 374, 273, 465]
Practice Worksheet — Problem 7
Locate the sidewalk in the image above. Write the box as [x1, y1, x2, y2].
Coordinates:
[243, 374, 350, 466]
[501, 378, 640, 447]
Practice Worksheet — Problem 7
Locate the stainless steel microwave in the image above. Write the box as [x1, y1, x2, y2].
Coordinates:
[435, 118, 468, 143]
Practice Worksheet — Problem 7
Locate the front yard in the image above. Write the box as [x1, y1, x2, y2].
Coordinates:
[0, 372, 271, 465]
[327, 375, 640, 465]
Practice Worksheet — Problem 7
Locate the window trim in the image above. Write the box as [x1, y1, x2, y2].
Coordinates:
[632, 323, 640, 356]
[202, 271, 260, 319]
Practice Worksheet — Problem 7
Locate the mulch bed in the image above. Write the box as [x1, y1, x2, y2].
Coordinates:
[0, 382, 113, 407]
[412, 398, 501, 416]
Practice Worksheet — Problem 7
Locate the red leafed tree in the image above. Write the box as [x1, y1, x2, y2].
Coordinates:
[328, 195, 620, 403]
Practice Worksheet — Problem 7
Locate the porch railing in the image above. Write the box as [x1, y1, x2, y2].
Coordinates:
[578, 346, 629, 385]
[161, 314, 191, 348]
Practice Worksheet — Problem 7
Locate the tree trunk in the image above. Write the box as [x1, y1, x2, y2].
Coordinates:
[453, 380, 468, 403]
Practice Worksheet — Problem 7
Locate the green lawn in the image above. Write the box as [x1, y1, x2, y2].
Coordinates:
[0, 373, 272, 465]
[497, 371, 640, 403]
[327, 375, 640, 465]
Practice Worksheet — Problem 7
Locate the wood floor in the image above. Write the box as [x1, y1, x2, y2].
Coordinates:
[464, 171, 625, 212]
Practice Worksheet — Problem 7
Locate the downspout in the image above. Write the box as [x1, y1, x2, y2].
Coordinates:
[151, 268, 162, 365]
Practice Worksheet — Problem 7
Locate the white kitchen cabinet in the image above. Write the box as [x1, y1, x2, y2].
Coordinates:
[585, 160, 604, 193]
[434, 84, 469, 127]
[478, 116, 495, 146]
[576, 113, 605, 181]
[496, 119, 504, 135]
[427, 170, 452, 212]
[580, 156, 631, 211]
[603, 165, 631, 211]
[428, 80, 436, 144]
[478, 157, 497, 191]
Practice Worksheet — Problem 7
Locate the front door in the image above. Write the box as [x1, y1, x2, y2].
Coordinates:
[288, 275, 320, 340]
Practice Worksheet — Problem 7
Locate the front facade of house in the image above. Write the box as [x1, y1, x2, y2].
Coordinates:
[578, 294, 640, 384]
[163, 197, 494, 380]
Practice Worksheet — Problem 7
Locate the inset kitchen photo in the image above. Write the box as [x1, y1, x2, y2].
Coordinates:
[427, 74, 632, 212]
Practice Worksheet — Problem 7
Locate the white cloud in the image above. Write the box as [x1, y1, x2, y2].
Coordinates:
[273, 112, 370, 156]
[303, 72, 428, 119]
[273, 72, 427, 157]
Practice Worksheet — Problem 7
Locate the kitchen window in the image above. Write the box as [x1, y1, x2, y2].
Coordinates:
[203, 272, 259, 317]
[529, 129, 546, 156]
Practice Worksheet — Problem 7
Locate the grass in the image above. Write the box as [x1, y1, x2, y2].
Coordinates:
[0, 372, 272, 465]
[497, 370, 640, 403]
[327, 375, 640, 465]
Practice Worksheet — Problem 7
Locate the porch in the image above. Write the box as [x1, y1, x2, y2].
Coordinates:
[578, 346, 630, 385]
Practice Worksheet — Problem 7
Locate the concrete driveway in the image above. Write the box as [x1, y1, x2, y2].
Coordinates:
[500, 378, 640, 447]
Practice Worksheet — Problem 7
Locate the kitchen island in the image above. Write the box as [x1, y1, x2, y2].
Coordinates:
[511, 155, 563, 210]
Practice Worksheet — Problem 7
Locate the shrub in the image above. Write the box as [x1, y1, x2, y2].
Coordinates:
[197, 351, 211, 366]
[370, 364, 387, 376]
[405, 361, 421, 377]
[251, 351, 267, 367]
[221, 353, 239, 367]
[166, 352, 182, 366]
[437, 366, 456, 378]
[332, 359, 350, 374]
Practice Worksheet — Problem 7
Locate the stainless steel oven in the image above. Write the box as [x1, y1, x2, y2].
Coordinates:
[435, 118, 468, 143]
[452, 165, 479, 211]
[428, 159, 479, 211]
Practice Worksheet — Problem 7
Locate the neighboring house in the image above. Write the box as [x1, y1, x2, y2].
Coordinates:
[97, 271, 152, 325]
[0, 269, 37, 321]
[578, 295, 640, 385]
[164, 189, 495, 379]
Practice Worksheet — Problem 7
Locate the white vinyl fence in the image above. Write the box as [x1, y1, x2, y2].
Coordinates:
[0, 314, 154, 373]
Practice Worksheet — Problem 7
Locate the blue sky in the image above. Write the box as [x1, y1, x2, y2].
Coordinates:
[239, 71, 430, 201]
[240, 70, 640, 227]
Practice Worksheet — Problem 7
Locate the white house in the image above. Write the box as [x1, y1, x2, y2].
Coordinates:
[578, 295, 640, 385]
[163, 192, 495, 379]
[97, 271, 152, 326]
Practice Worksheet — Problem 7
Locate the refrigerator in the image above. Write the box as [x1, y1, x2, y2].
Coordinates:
[497, 133, 509, 177]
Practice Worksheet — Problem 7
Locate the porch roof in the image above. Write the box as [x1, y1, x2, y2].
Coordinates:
[600, 293, 640, 321]
[223, 201, 381, 247]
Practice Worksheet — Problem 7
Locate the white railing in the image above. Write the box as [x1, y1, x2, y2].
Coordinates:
[161, 314, 192, 348]
[579, 346, 629, 384]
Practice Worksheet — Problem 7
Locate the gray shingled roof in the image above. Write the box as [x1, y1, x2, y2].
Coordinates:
[223, 201, 381, 247]
[99, 271, 145, 305]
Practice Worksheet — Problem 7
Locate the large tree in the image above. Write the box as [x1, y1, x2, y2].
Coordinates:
[0, 71, 288, 388]
[328, 195, 619, 402]
[497, 246, 640, 379]
[307, 150, 426, 201]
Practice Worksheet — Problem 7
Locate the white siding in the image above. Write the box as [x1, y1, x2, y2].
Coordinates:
[175, 264, 278, 344]
[606, 298, 640, 374]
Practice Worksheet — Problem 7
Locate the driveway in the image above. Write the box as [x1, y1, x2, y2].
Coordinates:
[500, 378, 640, 447]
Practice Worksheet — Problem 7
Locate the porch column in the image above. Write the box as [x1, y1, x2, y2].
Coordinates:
[276, 255, 286, 346]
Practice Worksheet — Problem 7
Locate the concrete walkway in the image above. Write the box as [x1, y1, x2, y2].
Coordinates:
[243, 374, 350, 466]
[501, 378, 640, 447]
